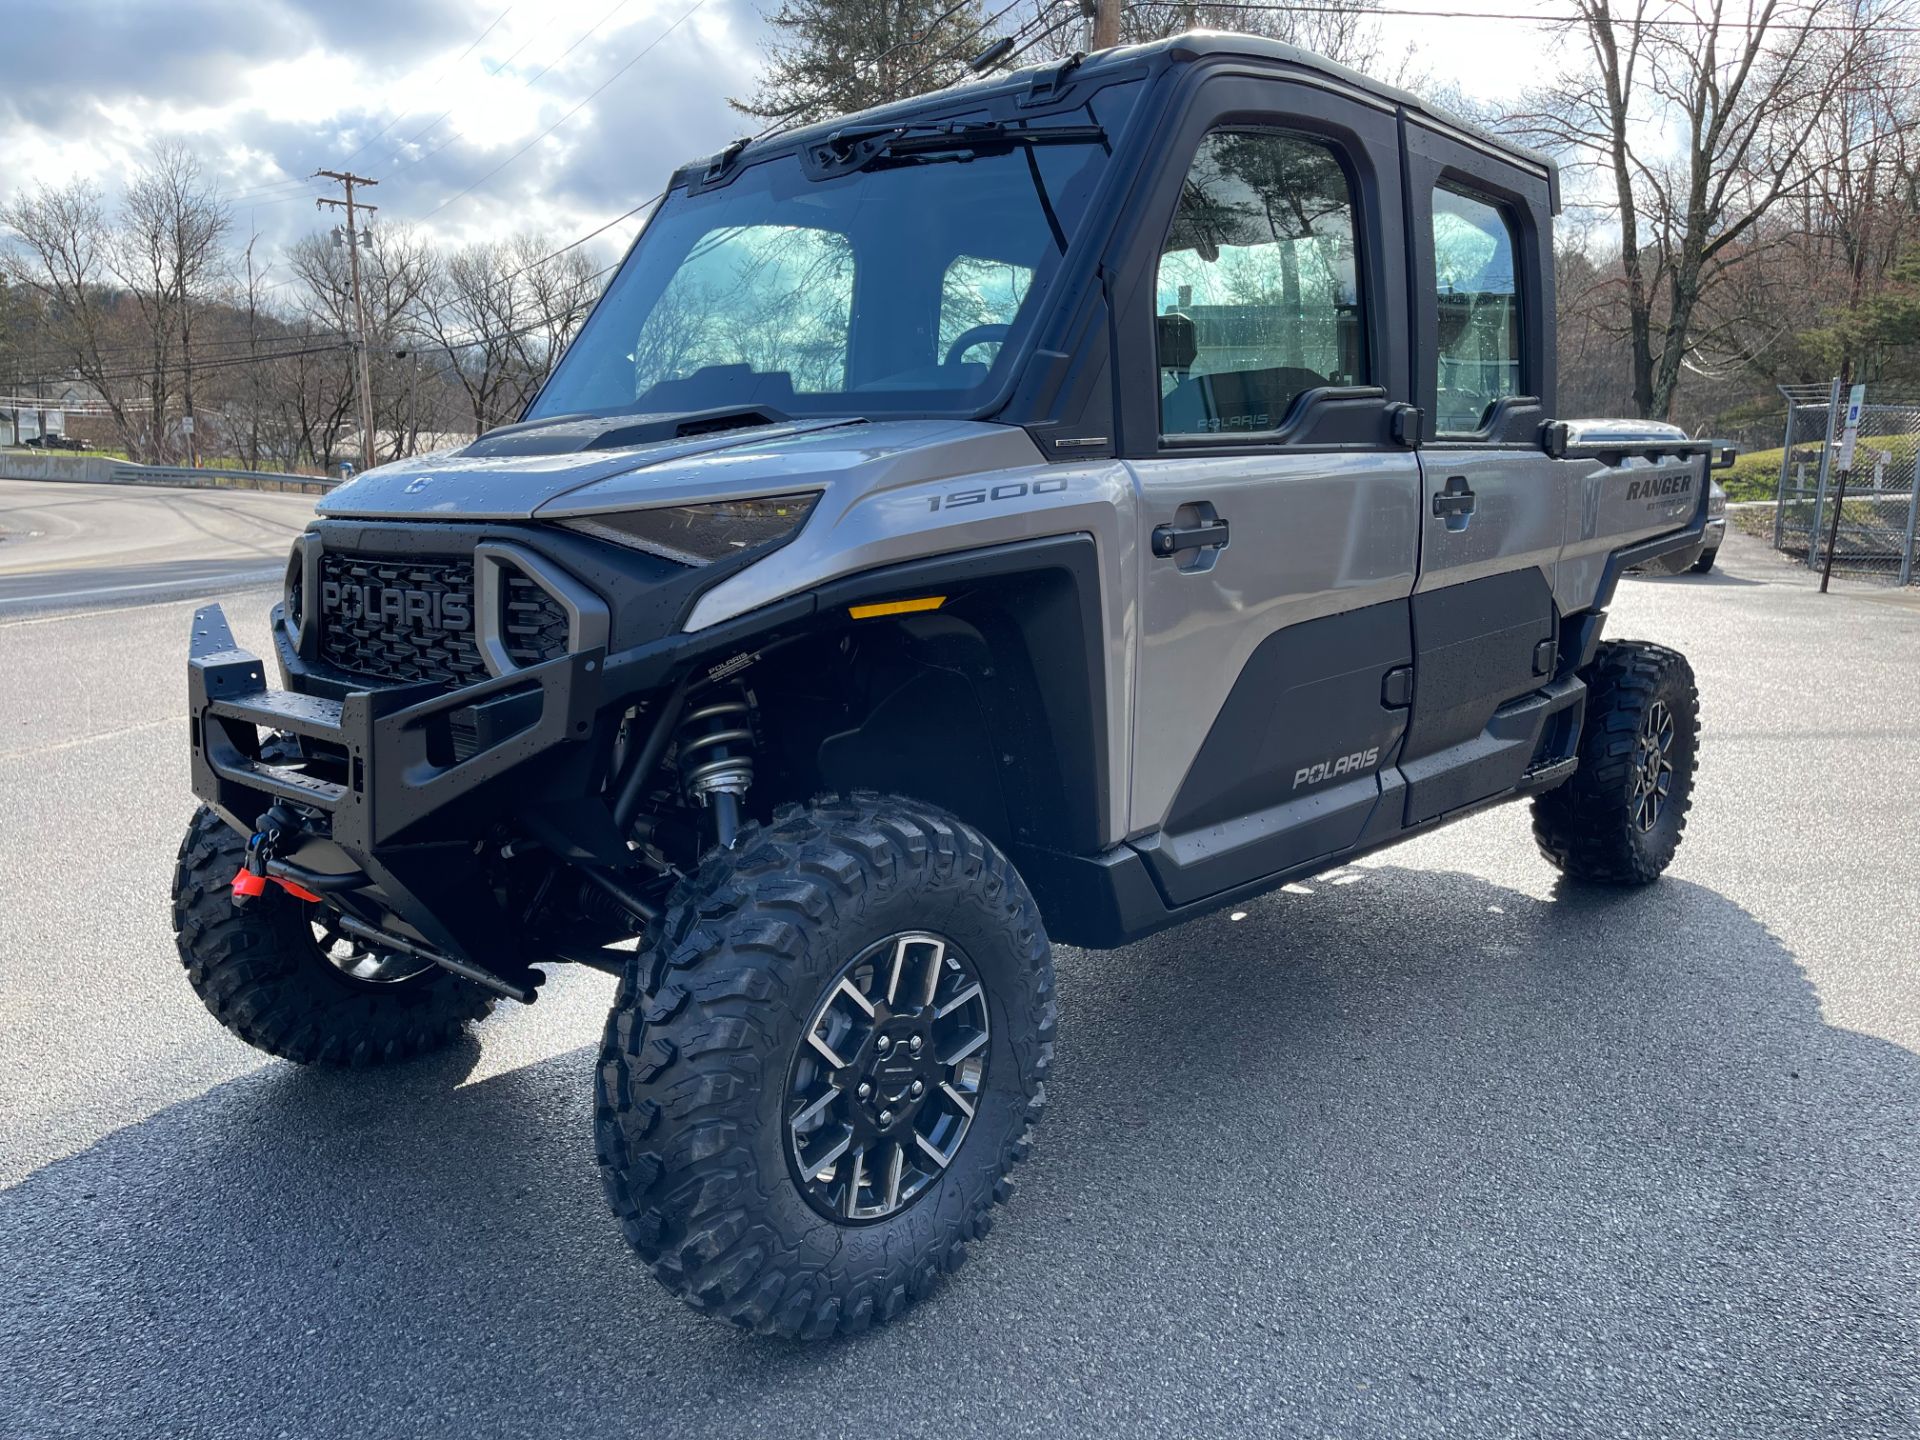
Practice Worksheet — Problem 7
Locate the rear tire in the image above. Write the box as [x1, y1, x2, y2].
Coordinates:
[1532, 640, 1698, 885]
[595, 793, 1055, 1338]
[170, 806, 493, 1066]
[1691, 547, 1718, 574]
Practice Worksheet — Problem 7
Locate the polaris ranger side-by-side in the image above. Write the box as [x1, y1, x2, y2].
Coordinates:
[174, 35, 1730, 1338]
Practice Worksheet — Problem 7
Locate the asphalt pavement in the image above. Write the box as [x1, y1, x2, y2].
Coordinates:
[0, 478, 317, 613]
[1, 523, 1917, 1439]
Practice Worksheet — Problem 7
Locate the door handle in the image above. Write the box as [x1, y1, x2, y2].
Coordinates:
[1152, 517, 1230, 558]
[1432, 475, 1475, 530]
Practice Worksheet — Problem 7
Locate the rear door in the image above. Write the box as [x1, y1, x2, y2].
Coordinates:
[1115, 66, 1423, 906]
[1398, 122, 1570, 824]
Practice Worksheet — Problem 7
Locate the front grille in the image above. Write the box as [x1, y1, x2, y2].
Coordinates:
[317, 553, 489, 687]
[501, 571, 572, 667]
[315, 549, 576, 688]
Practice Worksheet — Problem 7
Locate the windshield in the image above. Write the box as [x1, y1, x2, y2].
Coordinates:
[527, 95, 1136, 422]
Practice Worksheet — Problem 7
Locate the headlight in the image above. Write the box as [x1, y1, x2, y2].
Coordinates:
[558, 492, 820, 566]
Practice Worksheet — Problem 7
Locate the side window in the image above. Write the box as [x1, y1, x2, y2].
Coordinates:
[1431, 186, 1522, 433]
[1155, 129, 1365, 438]
[938, 255, 1033, 368]
[632, 224, 854, 395]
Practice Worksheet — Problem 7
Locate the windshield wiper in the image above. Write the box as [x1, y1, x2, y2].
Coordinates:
[810, 120, 1105, 175]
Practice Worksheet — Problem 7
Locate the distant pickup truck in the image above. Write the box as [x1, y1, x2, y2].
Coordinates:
[21, 434, 86, 452]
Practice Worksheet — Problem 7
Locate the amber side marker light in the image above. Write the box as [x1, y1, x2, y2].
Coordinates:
[848, 595, 946, 620]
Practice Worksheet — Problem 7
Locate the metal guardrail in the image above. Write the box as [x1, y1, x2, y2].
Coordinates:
[0, 450, 338, 495]
[107, 463, 339, 495]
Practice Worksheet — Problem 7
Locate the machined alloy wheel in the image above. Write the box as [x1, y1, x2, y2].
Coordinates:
[171, 804, 493, 1066]
[310, 915, 433, 984]
[786, 932, 991, 1223]
[596, 793, 1056, 1339]
[1532, 640, 1698, 886]
[1630, 699, 1676, 833]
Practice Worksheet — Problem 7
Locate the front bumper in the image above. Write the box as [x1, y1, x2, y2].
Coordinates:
[188, 603, 604, 963]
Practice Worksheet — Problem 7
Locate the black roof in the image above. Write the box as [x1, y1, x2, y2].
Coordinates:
[708, 31, 1558, 207]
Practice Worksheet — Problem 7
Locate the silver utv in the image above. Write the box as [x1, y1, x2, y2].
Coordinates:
[173, 34, 1725, 1339]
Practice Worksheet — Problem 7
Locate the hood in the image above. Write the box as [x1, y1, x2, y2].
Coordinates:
[317, 414, 861, 521]
[533, 418, 1006, 518]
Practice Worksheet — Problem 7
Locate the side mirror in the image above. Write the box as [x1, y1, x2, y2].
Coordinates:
[1156, 311, 1197, 374]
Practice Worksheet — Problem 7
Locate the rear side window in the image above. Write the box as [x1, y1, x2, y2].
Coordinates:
[1432, 186, 1523, 433]
[1155, 129, 1366, 438]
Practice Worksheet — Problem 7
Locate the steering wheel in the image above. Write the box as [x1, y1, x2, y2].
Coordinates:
[944, 323, 1011, 367]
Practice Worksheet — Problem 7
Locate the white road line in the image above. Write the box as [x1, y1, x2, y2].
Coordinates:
[0, 568, 280, 607]
[0, 716, 176, 764]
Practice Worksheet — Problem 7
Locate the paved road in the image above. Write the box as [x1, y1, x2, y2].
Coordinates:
[2, 532, 1918, 1439]
[0, 478, 317, 612]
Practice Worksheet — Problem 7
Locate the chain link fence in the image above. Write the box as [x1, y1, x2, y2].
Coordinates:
[1770, 383, 1920, 584]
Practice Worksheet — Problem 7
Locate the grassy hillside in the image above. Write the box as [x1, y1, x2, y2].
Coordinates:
[1721, 432, 1919, 501]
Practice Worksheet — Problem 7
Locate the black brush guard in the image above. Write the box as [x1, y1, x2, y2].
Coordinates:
[187, 603, 605, 982]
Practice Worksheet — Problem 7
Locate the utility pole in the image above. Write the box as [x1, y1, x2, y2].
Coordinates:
[314, 169, 379, 471]
[1088, 0, 1121, 50]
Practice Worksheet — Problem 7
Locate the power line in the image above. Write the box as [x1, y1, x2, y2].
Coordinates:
[6, 340, 355, 390]
[417, 0, 713, 224]
[314, 169, 381, 469]
[224, 178, 324, 204]
[498, 0, 1051, 284]
[1168, 1, 1920, 33]
[339, 4, 518, 169]
[378, 6, 599, 175]
[5, 329, 351, 371]
[994, 2, 1093, 68]
[369, 0, 642, 199]
[512, 0, 641, 91]
[416, 263, 620, 352]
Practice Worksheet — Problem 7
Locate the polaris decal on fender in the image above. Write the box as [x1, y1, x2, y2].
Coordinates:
[1293, 747, 1380, 790]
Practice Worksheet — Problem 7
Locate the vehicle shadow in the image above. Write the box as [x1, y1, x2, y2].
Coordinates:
[4, 868, 1917, 1438]
[1625, 568, 1766, 589]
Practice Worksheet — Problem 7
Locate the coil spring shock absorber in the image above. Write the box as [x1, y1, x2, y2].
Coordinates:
[677, 686, 754, 848]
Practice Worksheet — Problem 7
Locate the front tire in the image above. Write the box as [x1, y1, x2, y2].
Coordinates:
[1532, 641, 1699, 885]
[595, 793, 1055, 1338]
[170, 806, 494, 1066]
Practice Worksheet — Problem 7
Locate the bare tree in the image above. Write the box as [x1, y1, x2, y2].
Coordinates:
[1, 148, 231, 462]
[112, 142, 230, 461]
[286, 225, 437, 461]
[1011, 0, 1394, 77]
[501, 237, 603, 415]
[0, 181, 145, 450]
[415, 238, 603, 437]
[1501, 0, 1890, 421]
[416, 240, 528, 438]
[1775, 0, 1920, 380]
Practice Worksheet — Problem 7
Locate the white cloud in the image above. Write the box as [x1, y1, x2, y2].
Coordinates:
[1, 1, 1579, 277]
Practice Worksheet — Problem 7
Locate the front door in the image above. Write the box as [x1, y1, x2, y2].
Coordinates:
[1117, 76, 1422, 907]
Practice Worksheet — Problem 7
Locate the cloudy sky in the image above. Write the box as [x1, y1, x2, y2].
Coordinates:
[0, 0, 1565, 280]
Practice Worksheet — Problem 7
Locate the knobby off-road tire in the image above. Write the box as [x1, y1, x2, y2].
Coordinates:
[595, 793, 1056, 1339]
[1532, 640, 1699, 885]
[171, 805, 493, 1066]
